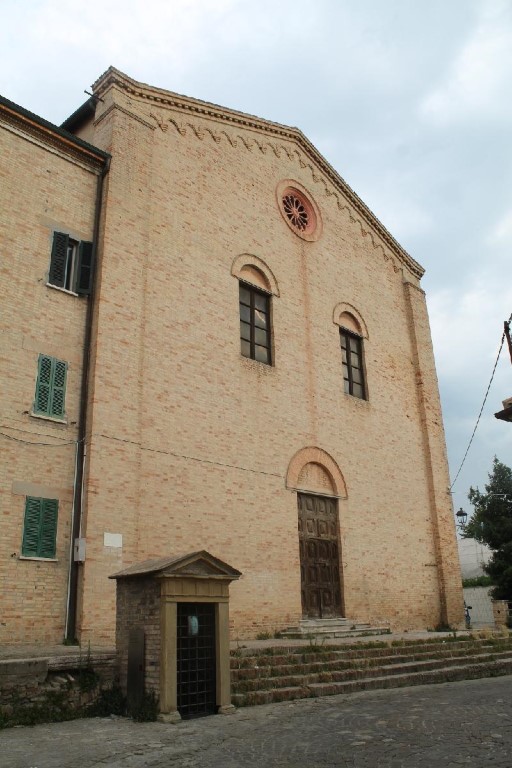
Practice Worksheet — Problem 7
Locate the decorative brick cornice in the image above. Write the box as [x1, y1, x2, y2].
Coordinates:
[92, 67, 424, 279]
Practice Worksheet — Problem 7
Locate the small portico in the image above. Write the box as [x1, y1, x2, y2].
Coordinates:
[111, 550, 241, 721]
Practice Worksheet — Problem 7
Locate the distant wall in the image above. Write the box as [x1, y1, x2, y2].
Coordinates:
[458, 538, 492, 580]
[463, 587, 494, 628]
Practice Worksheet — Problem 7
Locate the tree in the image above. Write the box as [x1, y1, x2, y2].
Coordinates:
[463, 457, 512, 601]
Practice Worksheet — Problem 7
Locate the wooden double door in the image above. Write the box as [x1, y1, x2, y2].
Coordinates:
[298, 493, 343, 618]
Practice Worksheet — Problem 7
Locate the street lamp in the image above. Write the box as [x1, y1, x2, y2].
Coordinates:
[456, 507, 467, 530]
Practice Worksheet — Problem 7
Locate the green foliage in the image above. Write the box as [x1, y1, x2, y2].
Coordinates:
[79, 666, 100, 693]
[462, 575, 493, 588]
[256, 631, 272, 640]
[87, 685, 126, 717]
[0, 689, 79, 729]
[433, 623, 455, 633]
[464, 458, 512, 602]
[464, 458, 512, 546]
[129, 690, 159, 722]
[485, 542, 512, 600]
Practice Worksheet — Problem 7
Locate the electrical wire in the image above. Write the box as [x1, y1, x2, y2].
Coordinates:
[450, 316, 511, 490]
[0, 430, 82, 447]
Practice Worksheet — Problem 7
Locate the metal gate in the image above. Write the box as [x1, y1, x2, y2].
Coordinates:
[177, 602, 217, 719]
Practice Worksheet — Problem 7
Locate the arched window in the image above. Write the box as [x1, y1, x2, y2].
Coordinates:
[239, 280, 272, 365]
[334, 307, 368, 401]
[231, 257, 279, 367]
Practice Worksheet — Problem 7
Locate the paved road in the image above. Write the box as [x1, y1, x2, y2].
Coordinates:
[4, 676, 512, 768]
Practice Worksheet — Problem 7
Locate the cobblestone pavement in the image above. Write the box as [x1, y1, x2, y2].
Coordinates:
[4, 676, 512, 768]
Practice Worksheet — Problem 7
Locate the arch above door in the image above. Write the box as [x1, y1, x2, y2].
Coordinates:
[286, 447, 348, 499]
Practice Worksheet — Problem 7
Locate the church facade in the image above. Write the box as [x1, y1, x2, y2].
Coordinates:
[0, 69, 463, 646]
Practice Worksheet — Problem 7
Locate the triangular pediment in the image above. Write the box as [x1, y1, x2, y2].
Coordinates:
[88, 67, 424, 281]
[110, 550, 241, 581]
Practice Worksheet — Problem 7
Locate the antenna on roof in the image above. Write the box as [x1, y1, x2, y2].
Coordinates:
[84, 90, 104, 103]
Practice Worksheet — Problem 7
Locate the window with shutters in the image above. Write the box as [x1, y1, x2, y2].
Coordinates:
[48, 231, 94, 295]
[21, 497, 58, 559]
[239, 283, 272, 365]
[340, 329, 366, 400]
[33, 355, 68, 419]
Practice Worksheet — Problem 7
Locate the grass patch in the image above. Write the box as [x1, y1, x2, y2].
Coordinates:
[462, 576, 493, 588]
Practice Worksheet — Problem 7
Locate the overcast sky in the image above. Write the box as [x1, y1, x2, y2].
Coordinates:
[2, 0, 511, 521]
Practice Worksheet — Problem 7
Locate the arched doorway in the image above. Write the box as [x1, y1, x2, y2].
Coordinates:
[298, 492, 343, 618]
[286, 448, 347, 620]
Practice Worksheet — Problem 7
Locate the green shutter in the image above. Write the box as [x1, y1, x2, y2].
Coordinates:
[22, 498, 43, 557]
[49, 232, 69, 287]
[40, 499, 58, 558]
[34, 355, 53, 415]
[34, 355, 67, 418]
[50, 360, 67, 417]
[76, 241, 94, 295]
[21, 497, 58, 558]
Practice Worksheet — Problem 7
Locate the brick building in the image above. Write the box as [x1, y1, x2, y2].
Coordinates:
[0, 68, 464, 646]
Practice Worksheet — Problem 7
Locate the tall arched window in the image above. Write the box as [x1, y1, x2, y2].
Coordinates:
[340, 328, 366, 399]
[334, 307, 368, 401]
[231, 257, 279, 367]
[239, 281, 272, 365]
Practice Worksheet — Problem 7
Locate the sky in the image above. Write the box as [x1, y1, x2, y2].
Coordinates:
[2, 0, 511, 522]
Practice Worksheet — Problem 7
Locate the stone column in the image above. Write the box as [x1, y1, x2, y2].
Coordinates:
[159, 599, 180, 722]
[216, 601, 235, 714]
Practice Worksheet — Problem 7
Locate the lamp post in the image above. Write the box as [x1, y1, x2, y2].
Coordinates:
[456, 507, 467, 531]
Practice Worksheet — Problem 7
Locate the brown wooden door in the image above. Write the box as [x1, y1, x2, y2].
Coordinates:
[298, 493, 342, 618]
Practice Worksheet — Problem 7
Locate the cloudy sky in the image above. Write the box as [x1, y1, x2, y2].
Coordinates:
[2, 0, 511, 520]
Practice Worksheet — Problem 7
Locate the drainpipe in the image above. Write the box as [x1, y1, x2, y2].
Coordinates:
[65, 156, 110, 642]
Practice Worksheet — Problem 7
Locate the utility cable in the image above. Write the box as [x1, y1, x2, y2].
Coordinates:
[0, 430, 82, 447]
[450, 315, 511, 490]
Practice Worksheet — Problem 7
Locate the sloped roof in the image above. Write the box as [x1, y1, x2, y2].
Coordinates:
[90, 67, 424, 280]
[0, 93, 110, 168]
[110, 550, 242, 580]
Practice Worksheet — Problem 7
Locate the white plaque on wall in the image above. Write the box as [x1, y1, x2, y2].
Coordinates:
[104, 532, 123, 548]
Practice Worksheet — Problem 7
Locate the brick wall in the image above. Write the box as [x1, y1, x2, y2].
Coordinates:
[115, 578, 161, 696]
[0, 652, 116, 721]
[74, 72, 463, 643]
[0, 112, 101, 644]
[1, 69, 464, 647]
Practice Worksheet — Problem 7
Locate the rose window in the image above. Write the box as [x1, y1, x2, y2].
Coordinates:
[282, 193, 309, 232]
[277, 183, 320, 240]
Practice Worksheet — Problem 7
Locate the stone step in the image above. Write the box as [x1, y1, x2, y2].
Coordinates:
[232, 650, 512, 693]
[231, 645, 512, 682]
[307, 657, 512, 698]
[279, 618, 390, 639]
[231, 656, 512, 707]
[231, 637, 512, 667]
[280, 626, 390, 639]
[299, 618, 354, 625]
[230, 636, 512, 707]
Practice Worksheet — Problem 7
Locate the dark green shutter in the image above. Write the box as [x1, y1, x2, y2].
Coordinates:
[40, 499, 58, 558]
[49, 232, 69, 287]
[34, 355, 67, 417]
[34, 355, 53, 414]
[22, 498, 42, 556]
[50, 360, 67, 417]
[76, 241, 94, 295]
[22, 497, 58, 558]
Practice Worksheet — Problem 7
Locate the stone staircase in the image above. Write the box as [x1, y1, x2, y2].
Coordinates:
[230, 635, 512, 707]
[279, 618, 390, 640]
